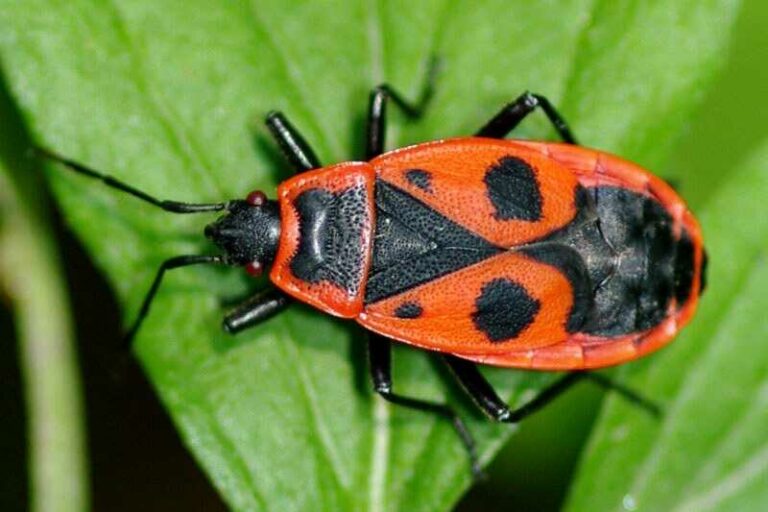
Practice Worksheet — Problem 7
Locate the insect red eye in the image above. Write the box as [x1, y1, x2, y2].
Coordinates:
[245, 261, 263, 277]
[246, 190, 267, 206]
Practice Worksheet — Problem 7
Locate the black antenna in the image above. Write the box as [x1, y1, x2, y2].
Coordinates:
[122, 254, 225, 348]
[34, 146, 230, 213]
[34, 146, 233, 347]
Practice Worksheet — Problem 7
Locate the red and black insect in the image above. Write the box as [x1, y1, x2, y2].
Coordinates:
[40, 68, 706, 477]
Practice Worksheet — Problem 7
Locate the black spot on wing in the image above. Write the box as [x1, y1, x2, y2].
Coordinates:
[394, 301, 423, 319]
[472, 278, 540, 343]
[404, 168, 433, 193]
[484, 156, 542, 221]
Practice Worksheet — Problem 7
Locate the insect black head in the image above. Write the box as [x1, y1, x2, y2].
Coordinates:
[204, 192, 281, 272]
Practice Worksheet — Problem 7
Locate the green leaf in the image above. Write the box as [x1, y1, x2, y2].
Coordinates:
[0, 1, 741, 510]
[565, 141, 768, 512]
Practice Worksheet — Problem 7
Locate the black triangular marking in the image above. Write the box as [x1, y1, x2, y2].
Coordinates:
[365, 180, 502, 304]
[371, 209, 434, 271]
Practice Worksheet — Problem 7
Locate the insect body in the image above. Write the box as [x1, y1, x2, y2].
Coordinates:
[273, 138, 705, 371]
[41, 78, 706, 476]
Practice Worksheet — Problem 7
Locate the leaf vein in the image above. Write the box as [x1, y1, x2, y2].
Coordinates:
[368, 397, 390, 512]
[107, 0, 225, 198]
[673, 440, 768, 512]
[281, 317, 351, 491]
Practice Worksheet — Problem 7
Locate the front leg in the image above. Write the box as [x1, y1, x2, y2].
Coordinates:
[264, 111, 321, 173]
[222, 288, 291, 333]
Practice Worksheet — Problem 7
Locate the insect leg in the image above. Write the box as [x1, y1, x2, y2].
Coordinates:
[444, 356, 660, 422]
[264, 111, 321, 173]
[475, 92, 577, 143]
[368, 333, 483, 478]
[222, 288, 291, 333]
[366, 56, 440, 159]
[582, 373, 661, 417]
[123, 254, 224, 348]
[445, 356, 585, 422]
[35, 147, 231, 213]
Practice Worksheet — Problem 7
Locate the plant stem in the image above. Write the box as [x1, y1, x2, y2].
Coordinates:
[0, 134, 90, 512]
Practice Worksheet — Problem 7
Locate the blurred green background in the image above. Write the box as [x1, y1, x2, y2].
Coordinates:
[1, 0, 766, 511]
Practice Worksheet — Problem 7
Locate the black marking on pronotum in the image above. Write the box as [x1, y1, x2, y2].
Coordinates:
[394, 301, 423, 319]
[472, 278, 540, 343]
[404, 168, 433, 193]
[365, 180, 501, 304]
[484, 156, 542, 221]
[290, 185, 368, 294]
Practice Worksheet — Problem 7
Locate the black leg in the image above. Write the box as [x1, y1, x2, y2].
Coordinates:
[583, 372, 662, 417]
[35, 146, 231, 213]
[222, 288, 291, 333]
[444, 356, 660, 423]
[264, 111, 321, 173]
[445, 356, 585, 422]
[366, 57, 439, 159]
[123, 255, 224, 348]
[475, 91, 577, 144]
[368, 334, 483, 478]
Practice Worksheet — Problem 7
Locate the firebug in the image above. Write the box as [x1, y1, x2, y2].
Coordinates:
[39, 63, 706, 476]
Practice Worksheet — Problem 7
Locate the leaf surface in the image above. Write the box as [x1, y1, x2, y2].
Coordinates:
[0, 1, 741, 510]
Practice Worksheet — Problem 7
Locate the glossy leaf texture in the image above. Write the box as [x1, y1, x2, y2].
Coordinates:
[0, 1, 741, 510]
[565, 141, 768, 512]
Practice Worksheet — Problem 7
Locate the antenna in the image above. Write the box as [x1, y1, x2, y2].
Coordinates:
[34, 146, 230, 213]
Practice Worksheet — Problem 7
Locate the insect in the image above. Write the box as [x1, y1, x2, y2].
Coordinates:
[39, 67, 706, 477]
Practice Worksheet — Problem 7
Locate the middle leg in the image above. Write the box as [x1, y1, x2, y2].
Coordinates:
[366, 57, 440, 159]
[475, 91, 577, 143]
[368, 333, 483, 478]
